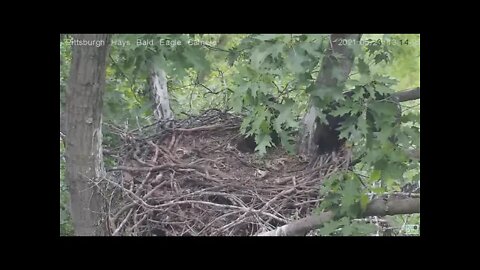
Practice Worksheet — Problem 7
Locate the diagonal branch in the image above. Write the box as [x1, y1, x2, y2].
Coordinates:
[257, 197, 420, 236]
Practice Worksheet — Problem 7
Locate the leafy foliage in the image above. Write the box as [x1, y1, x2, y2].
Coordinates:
[316, 172, 378, 236]
[229, 34, 328, 154]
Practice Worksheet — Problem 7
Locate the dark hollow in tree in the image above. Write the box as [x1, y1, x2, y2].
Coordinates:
[235, 131, 281, 153]
[235, 94, 283, 153]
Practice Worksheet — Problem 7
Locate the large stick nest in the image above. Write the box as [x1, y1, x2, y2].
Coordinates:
[102, 109, 349, 236]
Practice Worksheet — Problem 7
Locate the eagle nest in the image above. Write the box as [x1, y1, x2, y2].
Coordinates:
[101, 109, 350, 236]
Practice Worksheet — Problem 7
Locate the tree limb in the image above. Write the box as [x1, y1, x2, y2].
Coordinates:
[393, 87, 420, 102]
[298, 34, 362, 157]
[257, 197, 420, 236]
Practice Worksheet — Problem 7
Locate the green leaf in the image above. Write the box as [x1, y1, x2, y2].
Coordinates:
[255, 133, 273, 155]
[250, 84, 258, 99]
[338, 126, 355, 141]
[231, 83, 250, 112]
[370, 170, 382, 181]
[374, 75, 398, 86]
[369, 102, 399, 117]
[352, 222, 377, 235]
[250, 43, 273, 69]
[374, 53, 389, 64]
[240, 117, 252, 135]
[342, 224, 354, 235]
[383, 163, 406, 180]
[374, 84, 391, 95]
[360, 194, 369, 211]
[372, 187, 386, 194]
[182, 47, 210, 73]
[352, 87, 366, 100]
[319, 219, 343, 236]
[357, 111, 368, 134]
[252, 107, 272, 131]
[357, 58, 370, 75]
[278, 132, 296, 153]
[286, 47, 308, 74]
[343, 179, 360, 206]
[227, 50, 238, 66]
[340, 178, 361, 215]
[363, 148, 383, 164]
[273, 99, 298, 131]
[269, 43, 285, 61]
[330, 106, 351, 117]
[299, 42, 323, 58]
[123, 55, 136, 73]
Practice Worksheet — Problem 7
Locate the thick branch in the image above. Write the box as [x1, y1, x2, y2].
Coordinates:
[257, 197, 420, 236]
[393, 87, 420, 102]
[298, 34, 362, 157]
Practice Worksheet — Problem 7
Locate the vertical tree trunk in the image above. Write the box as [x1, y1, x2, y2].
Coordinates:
[65, 34, 110, 236]
[148, 65, 174, 121]
[298, 34, 361, 157]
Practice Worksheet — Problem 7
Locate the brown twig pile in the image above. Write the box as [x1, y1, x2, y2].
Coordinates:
[100, 109, 349, 236]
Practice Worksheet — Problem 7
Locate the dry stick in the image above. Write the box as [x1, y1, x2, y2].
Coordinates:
[168, 132, 176, 151]
[216, 211, 250, 235]
[146, 199, 286, 224]
[112, 202, 136, 224]
[192, 170, 222, 183]
[142, 176, 165, 200]
[184, 222, 199, 236]
[131, 210, 150, 232]
[133, 143, 155, 167]
[106, 188, 118, 234]
[132, 207, 140, 235]
[112, 208, 134, 236]
[109, 163, 229, 179]
[147, 140, 160, 164]
[157, 145, 180, 164]
[173, 124, 224, 132]
[161, 186, 224, 202]
[263, 205, 289, 227]
[198, 211, 242, 235]
[260, 187, 296, 212]
[102, 177, 155, 209]
[136, 171, 152, 197]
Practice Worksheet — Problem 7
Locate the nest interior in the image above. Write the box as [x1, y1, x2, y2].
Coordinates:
[103, 109, 349, 236]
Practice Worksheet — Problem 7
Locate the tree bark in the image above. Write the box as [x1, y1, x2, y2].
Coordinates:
[60, 110, 66, 135]
[257, 197, 420, 236]
[148, 65, 174, 121]
[65, 34, 110, 236]
[393, 87, 420, 102]
[298, 34, 362, 157]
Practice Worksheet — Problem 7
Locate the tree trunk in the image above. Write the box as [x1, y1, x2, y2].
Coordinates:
[148, 65, 174, 121]
[65, 34, 110, 236]
[298, 34, 362, 157]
